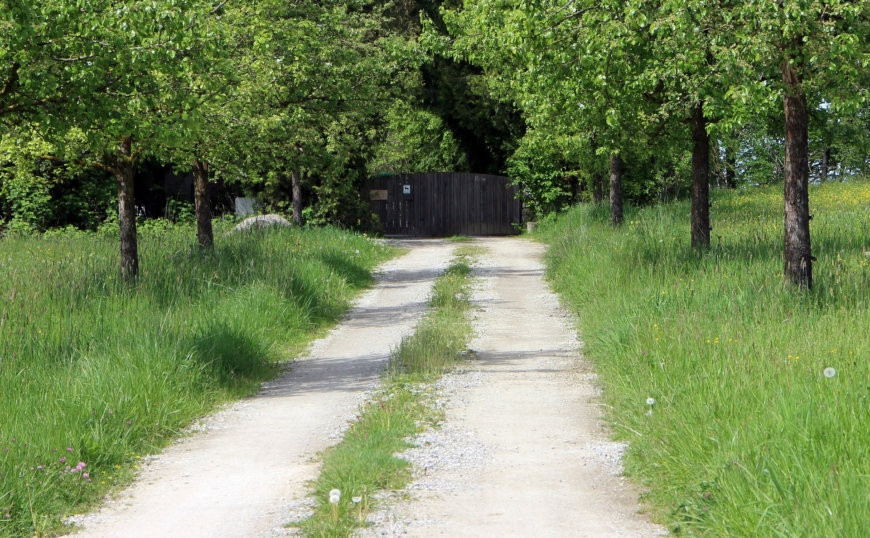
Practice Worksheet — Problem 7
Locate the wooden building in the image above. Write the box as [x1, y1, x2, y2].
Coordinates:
[366, 173, 521, 237]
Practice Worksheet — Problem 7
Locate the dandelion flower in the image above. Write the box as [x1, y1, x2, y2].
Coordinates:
[352, 496, 362, 504]
[646, 398, 655, 406]
[824, 367, 837, 378]
[329, 489, 341, 504]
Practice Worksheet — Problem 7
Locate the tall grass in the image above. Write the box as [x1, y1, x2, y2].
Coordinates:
[0, 222, 394, 537]
[539, 180, 870, 537]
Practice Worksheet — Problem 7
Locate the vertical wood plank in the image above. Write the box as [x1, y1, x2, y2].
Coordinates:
[473, 174, 480, 236]
[461, 173, 465, 235]
[488, 175, 494, 236]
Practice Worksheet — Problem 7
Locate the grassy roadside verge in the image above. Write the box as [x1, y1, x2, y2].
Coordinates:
[0, 223, 395, 537]
[538, 180, 870, 537]
[296, 246, 480, 538]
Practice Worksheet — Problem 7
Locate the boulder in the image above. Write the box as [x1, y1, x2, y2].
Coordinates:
[231, 214, 292, 233]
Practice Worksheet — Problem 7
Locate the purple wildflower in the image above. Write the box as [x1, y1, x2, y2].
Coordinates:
[66, 447, 73, 453]
[59, 457, 66, 463]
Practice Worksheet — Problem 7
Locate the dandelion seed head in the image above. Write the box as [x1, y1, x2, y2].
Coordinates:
[824, 367, 836, 378]
[646, 398, 656, 406]
[352, 496, 362, 504]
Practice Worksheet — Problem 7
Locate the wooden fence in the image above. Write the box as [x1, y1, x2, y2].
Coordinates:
[366, 173, 521, 237]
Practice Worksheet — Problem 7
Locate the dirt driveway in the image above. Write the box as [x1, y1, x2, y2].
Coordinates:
[69, 237, 664, 538]
[69, 240, 454, 538]
[358, 237, 666, 537]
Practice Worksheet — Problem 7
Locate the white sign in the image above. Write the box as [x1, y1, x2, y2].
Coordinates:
[403, 185, 411, 194]
[234, 197, 259, 216]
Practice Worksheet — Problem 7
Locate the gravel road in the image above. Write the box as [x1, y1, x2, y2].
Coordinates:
[66, 240, 454, 538]
[67, 237, 665, 538]
[357, 237, 667, 538]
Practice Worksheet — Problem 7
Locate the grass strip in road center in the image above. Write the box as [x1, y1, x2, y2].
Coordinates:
[294, 246, 481, 538]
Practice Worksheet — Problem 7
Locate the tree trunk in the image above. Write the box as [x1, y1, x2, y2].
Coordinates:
[609, 153, 623, 225]
[117, 136, 138, 281]
[291, 168, 302, 226]
[193, 158, 213, 249]
[821, 147, 831, 183]
[782, 56, 813, 288]
[691, 103, 711, 249]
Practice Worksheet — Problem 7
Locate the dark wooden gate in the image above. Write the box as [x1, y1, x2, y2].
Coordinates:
[366, 173, 521, 237]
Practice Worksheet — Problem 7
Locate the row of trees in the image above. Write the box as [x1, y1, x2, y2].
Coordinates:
[429, 0, 870, 288]
[3, 1, 869, 289]
[1, 0, 426, 278]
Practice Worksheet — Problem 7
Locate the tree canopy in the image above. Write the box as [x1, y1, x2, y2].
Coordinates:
[1, 0, 869, 288]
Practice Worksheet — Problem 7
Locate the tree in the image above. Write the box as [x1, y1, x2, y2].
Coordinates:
[432, 0, 662, 223]
[730, 0, 870, 288]
[212, 0, 416, 227]
[0, 1, 116, 124]
[3, 0, 229, 279]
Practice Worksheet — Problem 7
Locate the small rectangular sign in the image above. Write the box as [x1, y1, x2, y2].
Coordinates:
[369, 189, 388, 201]
[403, 185, 411, 195]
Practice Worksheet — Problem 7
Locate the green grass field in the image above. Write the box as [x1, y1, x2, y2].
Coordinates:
[0, 222, 394, 537]
[540, 180, 870, 537]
